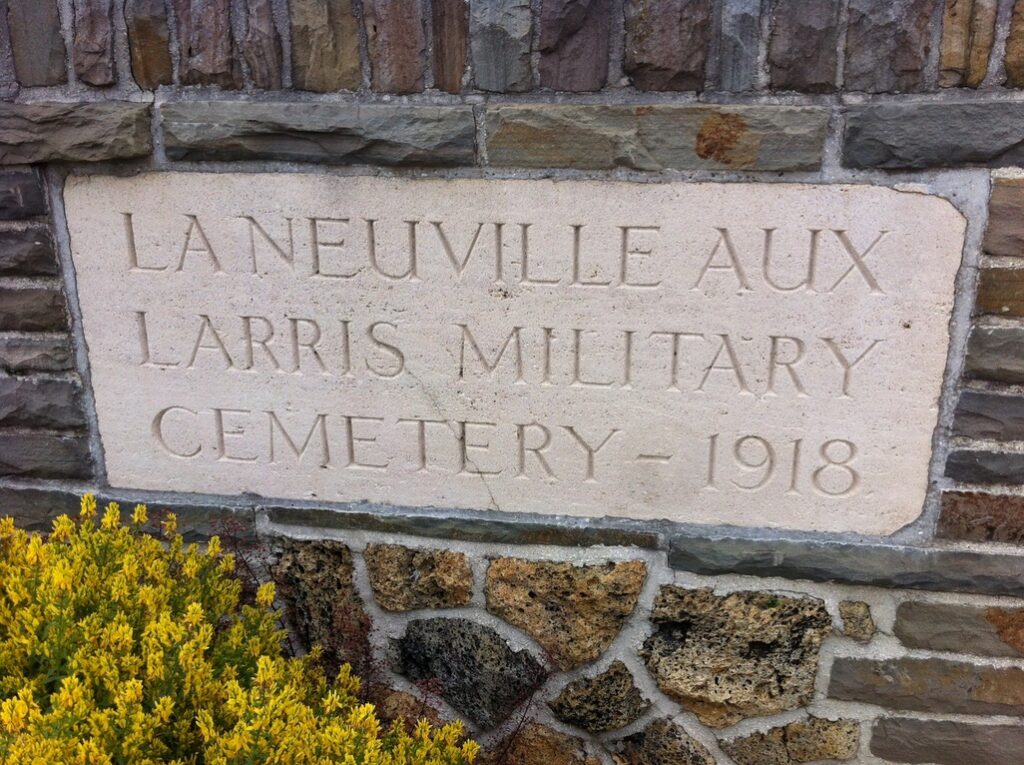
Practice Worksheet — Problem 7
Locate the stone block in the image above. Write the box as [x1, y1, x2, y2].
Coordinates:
[290, 0, 361, 91]
[843, 0, 934, 93]
[938, 489, 1024, 544]
[940, 0, 998, 87]
[978, 268, 1024, 315]
[768, 0, 840, 92]
[0, 172, 45, 220]
[718, 0, 762, 92]
[72, 0, 116, 86]
[171, 0, 241, 88]
[953, 389, 1024, 440]
[623, 0, 712, 91]
[0, 334, 73, 373]
[160, 101, 476, 165]
[984, 178, 1024, 257]
[364, 543, 473, 610]
[242, 0, 283, 90]
[0, 374, 85, 429]
[478, 723, 599, 765]
[839, 600, 875, 642]
[0, 287, 67, 332]
[966, 325, 1024, 383]
[6, 0, 67, 87]
[608, 718, 715, 765]
[642, 586, 831, 727]
[470, 0, 533, 92]
[0, 228, 56, 277]
[720, 717, 859, 765]
[843, 101, 1024, 169]
[485, 104, 828, 171]
[540, 0, 611, 91]
[894, 601, 1024, 657]
[0, 431, 92, 479]
[1008, 1, 1024, 87]
[0, 102, 152, 164]
[871, 718, 1024, 765]
[829, 656, 1024, 715]
[485, 558, 645, 670]
[945, 448, 1024, 484]
[548, 661, 650, 733]
[364, 0, 427, 93]
[432, 0, 468, 92]
[124, 0, 174, 89]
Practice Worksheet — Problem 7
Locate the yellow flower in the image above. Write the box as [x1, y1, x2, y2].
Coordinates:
[255, 582, 276, 609]
[131, 503, 148, 526]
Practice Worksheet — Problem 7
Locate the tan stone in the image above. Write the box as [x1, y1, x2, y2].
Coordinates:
[364, 543, 473, 611]
[548, 661, 650, 732]
[939, 0, 998, 87]
[839, 600, 876, 642]
[609, 718, 715, 765]
[721, 717, 859, 765]
[478, 723, 599, 765]
[485, 558, 646, 669]
[984, 178, 1024, 257]
[290, 0, 361, 91]
[372, 688, 443, 731]
[1007, 1, 1024, 87]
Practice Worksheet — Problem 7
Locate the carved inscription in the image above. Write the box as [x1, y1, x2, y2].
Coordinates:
[64, 174, 966, 533]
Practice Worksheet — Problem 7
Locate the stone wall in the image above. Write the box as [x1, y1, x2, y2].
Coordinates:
[2, 1, 1024, 763]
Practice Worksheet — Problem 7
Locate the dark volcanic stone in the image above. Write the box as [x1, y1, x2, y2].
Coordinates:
[72, 0, 116, 86]
[624, 0, 712, 91]
[242, 0, 283, 89]
[540, 0, 611, 92]
[608, 718, 715, 765]
[549, 661, 650, 732]
[938, 489, 1024, 545]
[0, 101, 152, 164]
[0, 431, 92, 479]
[171, 0, 242, 88]
[470, 0, 533, 92]
[0, 286, 67, 331]
[391, 618, 547, 728]
[945, 448, 1024, 484]
[768, 0, 840, 92]
[0, 171, 45, 220]
[894, 601, 1024, 657]
[432, 0, 468, 92]
[7, 0, 67, 86]
[0, 335, 73, 373]
[871, 718, 1024, 765]
[0, 374, 85, 429]
[290, 0, 361, 92]
[0, 228, 56, 277]
[124, 0, 174, 89]
[843, 0, 933, 93]
[718, 0, 761, 92]
[953, 389, 1024, 440]
[364, 0, 427, 93]
[161, 101, 475, 165]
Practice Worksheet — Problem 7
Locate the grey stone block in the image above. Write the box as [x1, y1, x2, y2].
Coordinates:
[0, 287, 67, 332]
[965, 325, 1024, 384]
[0, 171, 46, 220]
[945, 448, 1024, 484]
[0, 227, 56, 277]
[0, 334, 73, 373]
[871, 718, 1024, 765]
[0, 374, 85, 429]
[0, 431, 92, 479]
[470, 0, 533, 92]
[0, 102, 152, 164]
[953, 389, 1024, 441]
[894, 601, 1024, 657]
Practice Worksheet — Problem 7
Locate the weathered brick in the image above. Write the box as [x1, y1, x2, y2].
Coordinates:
[984, 178, 1024, 257]
[0, 228, 56, 277]
[0, 102, 152, 164]
[1008, 1, 1024, 87]
[290, 0, 361, 92]
[470, 0, 533, 92]
[540, 0, 610, 91]
[843, 0, 934, 93]
[432, 0, 468, 93]
[976, 266, 1024, 316]
[124, 0, 174, 89]
[364, 0, 427, 94]
[768, 0, 840, 92]
[940, 0, 998, 88]
[624, 0, 712, 91]
[946, 448, 1024, 484]
[242, 0, 282, 90]
[0, 375, 85, 429]
[718, 0, 762, 92]
[171, 0, 242, 88]
[895, 601, 1024, 657]
[871, 718, 1024, 765]
[0, 287, 67, 332]
[938, 489, 1024, 544]
[0, 172, 45, 220]
[0, 431, 92, 479]
[0, 334, 73, 374]
[6, 0, 67, 87]
[953, 389, 1024, 440]
[966, 325, 1024, 383]
[485, 104, 827, 171]
[829, 656, 1024, 715]
[843, 101, 1024, 169]
[72, 0, 116, 86]
[161, 101, 475, 165]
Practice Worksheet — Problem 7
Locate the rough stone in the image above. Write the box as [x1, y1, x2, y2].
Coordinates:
[983, 178, 1024, 257]
[894, 601, 1024, 656]
[485, 104, 828, 171]
[0, 228, 56, 277]
[966, 325, 1024, 383]
[485, 558, 645, 670]
[548, 661, 651, 732]
[73, 0, 116, 86]
[290, 0, 361, 91]
[839, 601, 876, 642]
[478, 723, 599, 765]
[470, 0, 533, 92]
[540, 0, 611, 92]
[0, 335, 73, 374]
[172, 0, 242, 88]
[0, 102, 152, 164]
[953, 389, 1024, 440]
[843, 101, 1024, 169]
[945, 448, 1024, 484]
[608, 718, 715, 765]
[242, 0, 283, 89]
[160, 101, 475, 165]
[0, 172, 45, 220]
[364, 0, 427, 93]
[718, 0, 762, 92]
[768, 0, 840, 92]
[364, 543, 473, 611]
[940, 0, 998, 87]
[6, 0, 67, 87]
[623, 0, 712, 91]
[124, 0, 174, 89]
[871, 718, 1024, 765]
[0, 375, 85, 429]
[0, 287, 67, 332]
[1008, 1, 1024, 87]
[642, 586, 832, 727]
[432, 0, 468, 92]
[843, 0, 933, 93]
[938, 489, 1024, 544]
[391, 618, 547, 728]
[270, 540, 371, 677]
[828, 656, 1024, 715]
[372, 689, 443, 732]
[0, 432, 92, 480]
[720, 717, 859, 765]
[977, 267, 1024, 316]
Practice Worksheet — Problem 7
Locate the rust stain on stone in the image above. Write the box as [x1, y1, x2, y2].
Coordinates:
[695, 112, 748, 165]
[984, 607, 1024, 655]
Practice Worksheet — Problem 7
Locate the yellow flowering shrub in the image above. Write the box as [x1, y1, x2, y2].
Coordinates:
[0, 495, 479, 765]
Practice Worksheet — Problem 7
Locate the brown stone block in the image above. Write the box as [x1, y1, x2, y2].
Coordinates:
[72, 0, 116, 86]
[872, 718, 1024, 765]
[768, 0, 840, 92]
[721, 717, 859, 765]
[364, 0, 427, 93]
[843, 0, 934, 93]
[243, 0, 283, 89]
[894, 600, 1024, 657]
[540, 0, 611, 92]
[975, 266, 1024, 316]
[290, 0, 361, 92]
[0, 171, 46, 220]
[939, 0, 998, 88]
[938, 489, 1024, 544]
[0, 228, 57, 277]
[0, 286, 67, 332]
[171, 0, 242, 88]
[479, 723, 599, 765]
[984, 178, 1024, 257]
[7, 0, 67, 87]
[124, 0, 174, 89]
[623, 0, 712, 91]
[1007, 1, 1024, 87]
[0, 335, 73, 374]
[432, 0, 468, 93]
[0, 102, 152, 164]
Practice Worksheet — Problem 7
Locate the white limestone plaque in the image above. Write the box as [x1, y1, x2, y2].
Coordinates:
[64, 173, 966, 534]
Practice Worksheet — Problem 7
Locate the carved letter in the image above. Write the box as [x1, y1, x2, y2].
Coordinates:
[516, 422, 554, 479]
[152, 406, 200, 458]
[366, 321, 406, 378]
[767, 335, 807, 395]
[762, 228, 818, 292]
[572, 329, 615, 388]
[213, 408, 258, 462]
[289, 318, 328, 374]
[563, 426, 619, 482]
[458, 324, 524, 382]
[123, 213, 167, 271]
[241, 216, 294, 273]
[176, 215, 222, 272]
[520, 223, 559, 285]
[698, 334, 750, 393]
[136, 311, 179, 368]
[620, 226, 661, 288]
[241, 315, 281, 371]
[342, 415, 389, 470]
[433, 221, 486, 277]
[367, 219, 419, 281]
[822, 338, 883, 397]
[268, 411, 330, 466]
[649, 331, 704, 391]
[398, 418, 449, 472]
[572, 224, 611, 287]
[694, 228, 750, 290]
[187, 315, 234, 369]
[824, 230, 887, 294]
[457, 420, 502, 476]
[309, 218, 357, 279]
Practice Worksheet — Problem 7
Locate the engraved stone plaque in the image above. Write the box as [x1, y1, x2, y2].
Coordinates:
[64, 173, 965, 533]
